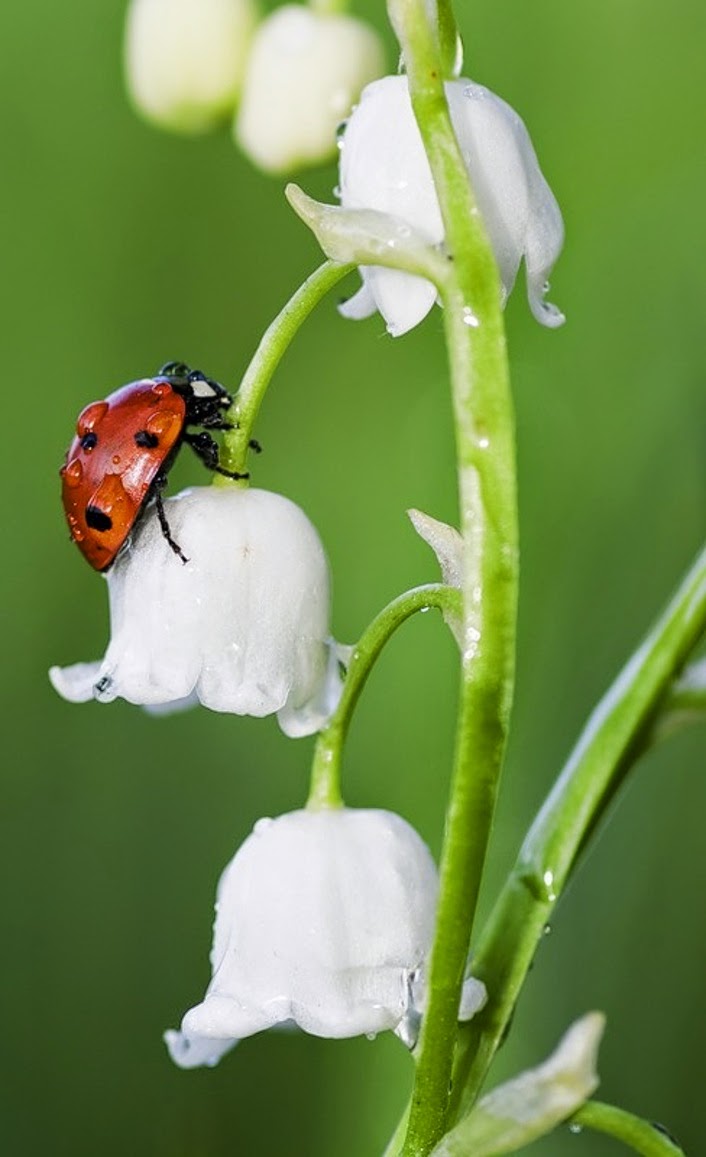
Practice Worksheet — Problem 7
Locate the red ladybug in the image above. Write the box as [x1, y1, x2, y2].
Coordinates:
[60, 362, 248, 571]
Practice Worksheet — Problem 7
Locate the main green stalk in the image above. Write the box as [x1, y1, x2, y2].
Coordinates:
[386, 2, 518, 1152]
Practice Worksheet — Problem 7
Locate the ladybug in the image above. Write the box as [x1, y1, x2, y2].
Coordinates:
[60, 361, 250, 571]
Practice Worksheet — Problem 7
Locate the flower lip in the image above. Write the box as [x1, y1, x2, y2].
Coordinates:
[165, 807, 487, 1068]
[50, 486, 341, 737]
[337, 74, 565, 336]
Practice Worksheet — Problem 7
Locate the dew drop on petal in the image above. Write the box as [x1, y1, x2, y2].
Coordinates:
[568, 1124, 583, 1135]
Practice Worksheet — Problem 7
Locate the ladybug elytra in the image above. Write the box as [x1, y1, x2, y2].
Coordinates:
[60, 362, 247, 571]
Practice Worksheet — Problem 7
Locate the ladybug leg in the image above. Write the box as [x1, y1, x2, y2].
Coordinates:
[197, 415, 262, 453]
[153, 476, 189, 565]
[184, 431, 249, 481]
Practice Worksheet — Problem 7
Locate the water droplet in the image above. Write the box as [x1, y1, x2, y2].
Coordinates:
[254, 817, 273, 835]
[63, 458, 83, 488]
[420, 606, 430, 614]
[478, 436, 489, 450]
[568, 1123, 582, 1135]
[543, 870, 557, 901]
[112, 454, 121, 465]
[519, 867, 557, 903]
[332, 185, 341, 199]
[462, 306, 480, 328]
[365, 1032, 377, 1042]
[543, 923, 552, 936]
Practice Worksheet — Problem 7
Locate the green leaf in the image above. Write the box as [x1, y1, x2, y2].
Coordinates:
[431, 1013, 605, 1156]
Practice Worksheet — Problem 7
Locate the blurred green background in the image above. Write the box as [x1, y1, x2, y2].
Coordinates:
[2, 0, 705, 1153]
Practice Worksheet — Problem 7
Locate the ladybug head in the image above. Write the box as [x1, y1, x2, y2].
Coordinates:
[157, 361, 231, 405]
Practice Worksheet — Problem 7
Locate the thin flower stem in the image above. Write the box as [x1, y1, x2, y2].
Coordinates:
[571, 1101, 686, 1156]
[307, 584, 461, 810]
[219, 260, 354, 478]
[451, 543, 706, 1117]
[385, 2, 517, 1153]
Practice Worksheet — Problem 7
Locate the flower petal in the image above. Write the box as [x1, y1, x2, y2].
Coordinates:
[366, 267, 438, 336]
[338, 279, 378, 321]
[48, 662, 102, 703]
[163, 1028, 238, 1070]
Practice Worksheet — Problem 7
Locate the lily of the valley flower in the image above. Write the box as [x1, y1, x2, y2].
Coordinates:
[124, 0, 257, 133]
[165, 807, 487, 1068]
[50, 487, 339, 738]
[338, 75, 565, 336]
[236, 5, 385, 174]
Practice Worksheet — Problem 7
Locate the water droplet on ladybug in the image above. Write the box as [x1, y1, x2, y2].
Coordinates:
[112, 454, 121, 465]
[63, 458, 83, 488]
[146, 408, 181, 439]
[151, 381, 171, 399]
[77, 401, 109, 436]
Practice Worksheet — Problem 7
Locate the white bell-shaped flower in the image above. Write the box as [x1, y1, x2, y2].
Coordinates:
[124, 0, 257, 133]
[50, 487, 339, 738]
[339, 75, 565, 336]
[165, 807, 487, 1068]
[236, 5, 385, 174]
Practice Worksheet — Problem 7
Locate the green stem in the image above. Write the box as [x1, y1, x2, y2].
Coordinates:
[571, 1101, 686, 1156]
[452, 543, 706, 1117]
[435, 0, 460, 78]
[219, 261, 353, 478]
[385, 3, 517, 1154]
[307, 584, 460, 810]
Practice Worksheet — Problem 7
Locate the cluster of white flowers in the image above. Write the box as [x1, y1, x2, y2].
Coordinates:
[124, 0, 385, 172]
[55, 9, 566, 1074]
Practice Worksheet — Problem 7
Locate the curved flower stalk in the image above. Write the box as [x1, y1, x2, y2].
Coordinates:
[338, 75, 564, 335]
[165, 807, 487, 1068]
[50, 486, 340, 738]
[236, 5, 385, 174]
[124, 0, 257, 133]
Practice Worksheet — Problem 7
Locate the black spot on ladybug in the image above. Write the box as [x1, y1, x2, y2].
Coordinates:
[135, 430, 160, 449]
[85, 505, 113, 532]
[80, 432, 98, 451]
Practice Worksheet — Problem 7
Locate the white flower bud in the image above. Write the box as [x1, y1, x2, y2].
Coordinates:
[339, 75, 565, 336]
[50, 487, 340, 738]
[236, 5, 385, 174]
[124, 0, 257, 134]
[165, 807, 486, 1067]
